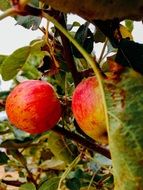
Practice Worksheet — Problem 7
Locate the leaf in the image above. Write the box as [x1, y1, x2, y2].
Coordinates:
[125, 20, 134, 32]
[115, 39, 143, 74]
[118, 24, 133, 40]
[19, 183, 36, 190]
[0, 91, 9, 100]
[8, 149, 27, 166]
[107, 41, 117, 54]
[67, 21, 81, 30]
[72, 23, 94, 58]
[0, 151, 9, 165]
[1, 40, 45, 80]
[0, 55, 7, 65]
[0, 0, 11, 11]
[66, 178, 81, 190]
[106, 68, 143, 189]
[80, 187, 95, 190]
[40, 158, 66, 170]
[94, 27, 106, 43]
[22, 53, 44, 79]
[16, 16, 42, 30]
[38, 177, 60, 190]
[0, 55, 8, 73]
[30, 0, 39, 7]
[1, 46, 30, 80]
[48, 131, 74, 164]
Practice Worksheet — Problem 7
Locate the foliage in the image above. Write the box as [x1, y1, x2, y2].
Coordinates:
[0, 1, 142, 190]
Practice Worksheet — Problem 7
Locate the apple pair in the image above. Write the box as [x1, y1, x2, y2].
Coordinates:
[6, 78, 106, 144]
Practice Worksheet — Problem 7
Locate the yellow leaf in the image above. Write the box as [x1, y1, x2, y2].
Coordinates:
[114, 24, 133, 40]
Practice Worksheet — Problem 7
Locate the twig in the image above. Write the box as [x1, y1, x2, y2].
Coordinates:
[53, 125, 111, 159]
[55, 13, 82, 86]
[1, 179, 24, 187]
[98, 38, 108, 64]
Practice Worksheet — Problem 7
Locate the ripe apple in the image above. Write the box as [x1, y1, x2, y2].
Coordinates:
[6, 80, 62, 134]
[72, 77, 108, 144]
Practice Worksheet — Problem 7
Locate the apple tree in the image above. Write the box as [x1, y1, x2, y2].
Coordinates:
[0, 0, 143, 189]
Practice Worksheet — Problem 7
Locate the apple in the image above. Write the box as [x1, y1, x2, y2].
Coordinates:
[6, 80, 62, 134]
[72, 76, 108, 144]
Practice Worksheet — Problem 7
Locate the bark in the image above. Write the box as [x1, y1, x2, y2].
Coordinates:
[44, 0, 143, 20]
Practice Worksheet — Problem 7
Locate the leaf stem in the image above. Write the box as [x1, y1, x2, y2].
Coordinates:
[58, 153, 81, 190]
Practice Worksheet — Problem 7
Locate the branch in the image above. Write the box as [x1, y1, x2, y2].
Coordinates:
[1, 179, 24, 187]
[55, 12, 82, 86]
[43, 0, 143, 21]
[53, 125, 111, 159]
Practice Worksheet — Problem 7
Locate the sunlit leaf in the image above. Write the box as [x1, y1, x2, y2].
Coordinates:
[8, 149, 27, 166]
[38, 177, 60, 190]
[40, 158, 66, 170]
[125, 20, 134, 32]
[19, 183, 36, 190]
[118, 24, 133, 40]
[0, 0, 11, 11]
[1, 46, 30, 81]
[106, 68, 143, 189]
[48, 131, 74, 164]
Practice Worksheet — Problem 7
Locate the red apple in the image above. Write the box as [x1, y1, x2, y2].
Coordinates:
[6, 80, 62, 134]
[72, 77, 108, 144]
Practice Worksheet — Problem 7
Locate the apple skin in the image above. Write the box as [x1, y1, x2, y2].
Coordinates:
[72, 77, 108, 144]
[6, 80, 62, 134]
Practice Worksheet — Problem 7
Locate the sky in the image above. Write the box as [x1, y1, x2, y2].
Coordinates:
[0, 12, 143, 90]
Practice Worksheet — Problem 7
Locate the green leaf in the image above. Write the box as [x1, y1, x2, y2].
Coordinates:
[8, 149, 27, 166]
[67, 21, 81, 31]
[38, 177, 60, 190]
[16, 16, 41, 30]
[19, 183, 36, 190]
[116, 39, 143, 74]
[125, 20, 134, 32]
[0, 55, 7, 65]
[48, 131, 74, 164]
[0, 55, 8, 73]
[1, 46, 30, 80]
[0, 91, 9, 100]
[106, 68, 143, 189]
[0, 0, 11, 11]
[0, 151, 9, 165]
[40, 158, 66, 170]
[30, 0, 39, 7]
[30, 40, 45, 53]
[72, 23, 94, 58]
[94, 27, 106, 43]
[66, 178, 81, 190]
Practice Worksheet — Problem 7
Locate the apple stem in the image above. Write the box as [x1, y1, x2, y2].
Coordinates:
[53, 125, 111, 159]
